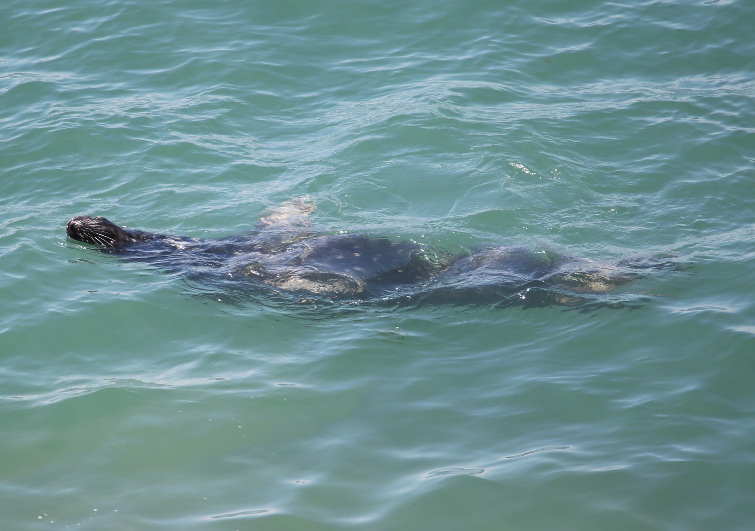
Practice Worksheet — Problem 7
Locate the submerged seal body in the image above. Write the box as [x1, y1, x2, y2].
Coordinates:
[66, 199, 672, 307]
[66, 199, 441, 298]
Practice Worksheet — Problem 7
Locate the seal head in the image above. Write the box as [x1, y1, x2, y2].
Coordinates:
[66, 216, 153, 248]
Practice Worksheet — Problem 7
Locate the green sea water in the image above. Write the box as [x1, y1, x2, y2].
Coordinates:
[1, 0, 754, 529]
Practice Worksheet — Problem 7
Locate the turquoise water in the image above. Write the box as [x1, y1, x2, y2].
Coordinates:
[2, 0, 754, 528]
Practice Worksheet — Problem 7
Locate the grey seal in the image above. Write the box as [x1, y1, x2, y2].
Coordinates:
[66, 198, 676, 307]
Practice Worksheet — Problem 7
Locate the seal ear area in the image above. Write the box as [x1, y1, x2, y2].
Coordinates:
[66, 215, 145, 248]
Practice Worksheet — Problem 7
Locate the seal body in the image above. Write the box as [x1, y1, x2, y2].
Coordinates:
[66, 199, 674, 306]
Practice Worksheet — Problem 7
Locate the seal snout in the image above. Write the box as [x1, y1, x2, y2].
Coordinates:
[66, 216, 92, 239]
[66, 215, 106, 240]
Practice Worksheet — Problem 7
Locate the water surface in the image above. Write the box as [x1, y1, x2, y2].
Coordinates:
[1, 0, 754, 529]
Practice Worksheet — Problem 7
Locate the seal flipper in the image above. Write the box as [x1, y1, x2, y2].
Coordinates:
[258, 196, 317, 227]
[251, 196, 319, 252]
